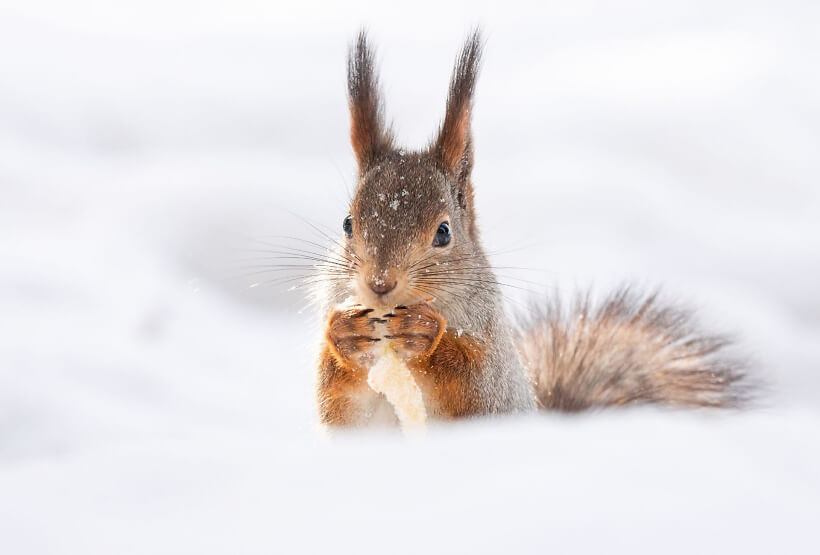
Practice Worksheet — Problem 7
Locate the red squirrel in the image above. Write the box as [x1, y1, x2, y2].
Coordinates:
[314, 31, 747, 427]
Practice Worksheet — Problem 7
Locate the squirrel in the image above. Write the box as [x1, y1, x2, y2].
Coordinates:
[314, 30, 748, 427]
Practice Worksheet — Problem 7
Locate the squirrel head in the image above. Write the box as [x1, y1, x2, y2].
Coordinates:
[342, 31, 488, 309]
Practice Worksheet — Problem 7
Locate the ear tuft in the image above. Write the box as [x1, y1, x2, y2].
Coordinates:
[347, 31, 393, 171]
[433, 29, 483, 181]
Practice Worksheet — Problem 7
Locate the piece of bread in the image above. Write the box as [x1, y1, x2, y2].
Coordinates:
[367, 341, 427, 432]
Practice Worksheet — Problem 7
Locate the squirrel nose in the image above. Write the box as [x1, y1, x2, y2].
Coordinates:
[368, 277, 396, 296]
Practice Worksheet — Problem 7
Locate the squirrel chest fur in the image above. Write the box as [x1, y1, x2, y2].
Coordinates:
[314, 31, 747, 428]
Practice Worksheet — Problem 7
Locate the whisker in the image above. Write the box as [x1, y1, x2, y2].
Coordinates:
[251, 236, 360, 265]
[235, 254, 355, 270]
[411, 266, 546, 281]
[409, 253, 484, 273]
[415, 275, 538, 294]
[280, 212, 362, 263]
[410, 257, 541, 275]
[416, 269, 549, 288]
[410, 283, 470, 305]
[245, 274, 354, 290]
[234, 269, 353, 281]
[413, 269, 546, 288]
[236, 245, 356, 265]
[413, 281, 530, 312]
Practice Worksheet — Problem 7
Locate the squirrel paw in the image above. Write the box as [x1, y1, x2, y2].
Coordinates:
[382, 303, 445, 361]
[327, 306, 383, 370]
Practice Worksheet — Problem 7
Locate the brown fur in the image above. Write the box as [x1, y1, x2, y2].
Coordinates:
[347, 32, 393, 170]
[515, 289, 749, 410]
[434, 31, 481, 183]
[317, 345, 367, 425]
[413, 330, 489, 417]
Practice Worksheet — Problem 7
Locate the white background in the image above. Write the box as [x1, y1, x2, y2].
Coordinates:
[1, 1, 818, 553]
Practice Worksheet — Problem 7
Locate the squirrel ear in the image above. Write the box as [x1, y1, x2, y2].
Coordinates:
[432, 30, 483, 183]
[347, 31, 393, 171]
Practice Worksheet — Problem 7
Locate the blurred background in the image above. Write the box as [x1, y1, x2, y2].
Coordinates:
[1, 1, 818, 553]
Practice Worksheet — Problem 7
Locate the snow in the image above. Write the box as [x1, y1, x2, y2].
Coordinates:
[1, 1, 819, 553]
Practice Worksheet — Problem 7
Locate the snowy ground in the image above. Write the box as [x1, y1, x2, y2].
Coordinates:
[1, 1, 819, 553]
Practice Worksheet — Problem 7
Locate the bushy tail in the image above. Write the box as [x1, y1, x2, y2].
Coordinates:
[514, 288, 750, 411]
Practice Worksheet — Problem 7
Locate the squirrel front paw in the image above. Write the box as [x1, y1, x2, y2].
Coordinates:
[326, 306, 383, 370]
[383, 303, 446, 361]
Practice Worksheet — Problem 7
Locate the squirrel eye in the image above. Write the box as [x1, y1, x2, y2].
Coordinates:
[343, 214, 353, 238]
[433, 221, 451, 247]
